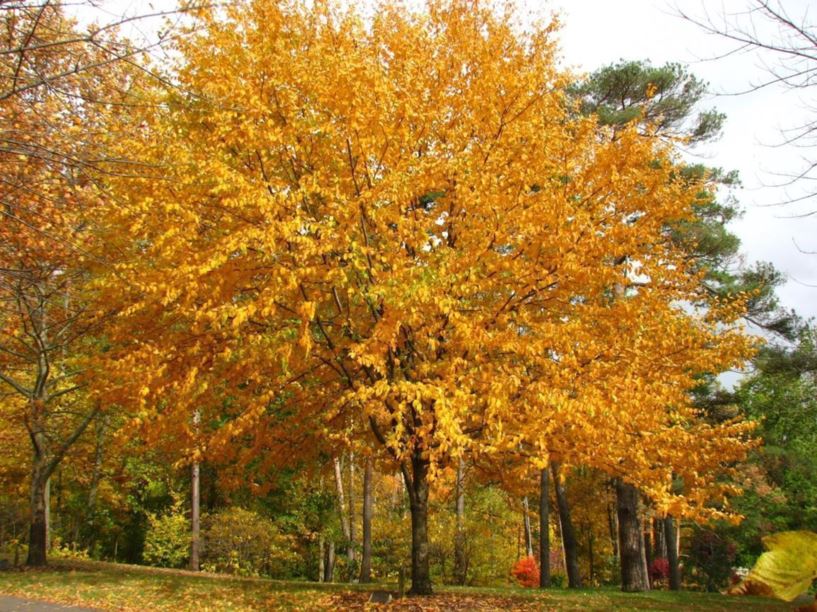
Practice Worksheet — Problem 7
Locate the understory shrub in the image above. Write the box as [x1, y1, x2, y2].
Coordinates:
[511, 556, 539, 587]
[143, 509, 189, 568]
[202, 507, 296, 577]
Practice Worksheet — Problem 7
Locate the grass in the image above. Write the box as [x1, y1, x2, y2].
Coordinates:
[0, 559, 795, 611]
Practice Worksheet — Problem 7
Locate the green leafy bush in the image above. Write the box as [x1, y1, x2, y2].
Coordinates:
[143, 509, 189, 568]
[51, 537, 91, 561]
[202, 507, 296, 577]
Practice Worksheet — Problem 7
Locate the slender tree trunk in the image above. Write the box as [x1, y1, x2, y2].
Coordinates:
[404, 454, 432, 595]
[644, 518, 655, 576]
[318, 534, 325, 582]
[27, 460, 48, 566]
[348, 453, 356, 568]
[190, 459, 200, 571]
[452, 459, 467, 585]
[190, 409, 201, 571]
[551, 462, 582, 588]
[607, 498, 619, 558]
[359, 458, 373, 582]
[522, 497, 534, 557]
[333, 456, 351, 553]
[616, 480, 650, 592]
[654, 517, 667, 559]
[663, 516, 681, 590]
[538, 467, 551, 588]
[44, 476, 51, 552]
[24, 398, 99, 568]
[325, 540, 336, 582]
[86, 416, 105, 554]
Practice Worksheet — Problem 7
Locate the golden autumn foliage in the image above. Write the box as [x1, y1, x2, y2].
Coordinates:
[94, 0, 757, 592]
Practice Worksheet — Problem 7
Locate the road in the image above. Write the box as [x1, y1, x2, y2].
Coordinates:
[0, 596, 99, 611]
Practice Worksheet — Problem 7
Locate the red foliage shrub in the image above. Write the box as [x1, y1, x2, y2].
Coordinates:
[511, 555, 540, 588]
[649, 557, 670, 581]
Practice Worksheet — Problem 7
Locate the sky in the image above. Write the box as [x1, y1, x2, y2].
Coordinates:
[75, 0, 816, 321]
[550, 0, 817, 321]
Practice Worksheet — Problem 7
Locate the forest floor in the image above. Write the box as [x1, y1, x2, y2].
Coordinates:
[0, 559, 798, 611]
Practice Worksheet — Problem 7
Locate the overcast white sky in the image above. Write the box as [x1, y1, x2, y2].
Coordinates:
[550, 0, 817, 321]
[77, 0, 816, 320]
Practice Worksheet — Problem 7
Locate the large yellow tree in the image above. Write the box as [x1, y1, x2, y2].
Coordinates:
[100, 0, 754, 593]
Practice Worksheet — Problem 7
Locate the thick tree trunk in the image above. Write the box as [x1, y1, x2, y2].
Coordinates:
[359, 458, 373, 582]
[663, 515, 681, 590]
[452, 459, 467, 585]
[551, 462, 582, 588]
[404, 454, 432, 595]
[190, 460, 200, 571]
[27, 465, 48, 567]
[538, 467, 550, 588]
[616, 480, 650, 592]
[522, 497, 533, 557]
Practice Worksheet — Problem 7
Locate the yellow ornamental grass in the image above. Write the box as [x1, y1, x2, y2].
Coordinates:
[98, 0, 756, 594]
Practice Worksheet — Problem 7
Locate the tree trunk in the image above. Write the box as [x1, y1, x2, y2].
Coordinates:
[616, 480, 650, 592]
[359, 458, 373, 583]
[24, 400, 99, 568]
[27, 463, 48, 566]
[190, 460, 200, 571]
[654, 517, 667, 559]
[663, 515, 681, 590]
[348, 453, 356, 568]
[44, 476, 51, 552]
[318, 534, 325, 582]
[325, 540, 335, 582]
[404, 454, 432, 595]
[551, 462, 582, 588]
[452, 459, 467, 585]
[333, 456, 351, 553]
[607, 498, 619, 558]
[86, 416, 106, 554]
[522, 497, 534, 557]
[538, 467, 550, 588]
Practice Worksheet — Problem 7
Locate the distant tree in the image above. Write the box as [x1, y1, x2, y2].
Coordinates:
[572, 58, 794, 592]
[571, 60, 725, 143]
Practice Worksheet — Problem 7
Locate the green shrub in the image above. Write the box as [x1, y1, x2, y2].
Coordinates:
[202, 507, 296, 577]
[50, 537, 91, 561]
[143, 509, 190, 568]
